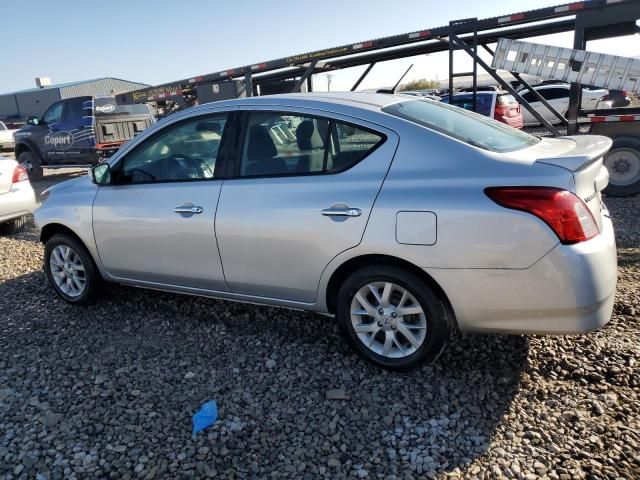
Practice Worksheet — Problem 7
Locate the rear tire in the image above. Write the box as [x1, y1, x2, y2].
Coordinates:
[336, 265, 449, 371]
[18, 150, 43, 182]
[44, 234, 100, 305]
[603, 138, 640, 197]
[0, 216, 28, 235]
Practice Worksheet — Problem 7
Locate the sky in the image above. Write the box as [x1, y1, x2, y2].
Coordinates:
[1, 0, 638, 94]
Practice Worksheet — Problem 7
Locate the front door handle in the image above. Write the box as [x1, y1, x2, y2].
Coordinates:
[174, 205, 203, 215]
[321, 206, 362, 217]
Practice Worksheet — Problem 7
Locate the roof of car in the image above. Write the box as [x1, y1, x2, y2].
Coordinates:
[199, 92, 410, 112]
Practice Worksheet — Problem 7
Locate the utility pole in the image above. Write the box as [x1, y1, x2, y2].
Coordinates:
[326, 74, 334, 92]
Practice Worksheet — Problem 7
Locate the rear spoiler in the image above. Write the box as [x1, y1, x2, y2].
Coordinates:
[535, 135, 612, 172]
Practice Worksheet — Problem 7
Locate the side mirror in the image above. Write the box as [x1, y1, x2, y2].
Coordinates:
[26, 116, 40, 126]
[89, 163, 111, 185]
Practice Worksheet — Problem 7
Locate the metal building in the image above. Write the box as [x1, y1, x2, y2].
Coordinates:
[0, 77, 149, 121]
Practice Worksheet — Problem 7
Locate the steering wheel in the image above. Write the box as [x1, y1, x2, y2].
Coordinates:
[166, 154, 213, 180]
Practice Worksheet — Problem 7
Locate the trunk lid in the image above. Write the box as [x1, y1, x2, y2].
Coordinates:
[0, 157, 17, 195]
[535, 135, 612, 230]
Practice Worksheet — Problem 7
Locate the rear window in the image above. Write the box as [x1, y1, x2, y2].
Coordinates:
[497, 94, 517, 105]
[382, 99, 539, 153]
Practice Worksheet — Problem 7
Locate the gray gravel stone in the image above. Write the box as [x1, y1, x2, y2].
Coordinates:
[0, 169, 638, 479]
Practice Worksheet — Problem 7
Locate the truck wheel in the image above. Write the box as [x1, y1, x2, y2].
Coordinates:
[603, 138, 640, 197]
[18, 151, 43, 182]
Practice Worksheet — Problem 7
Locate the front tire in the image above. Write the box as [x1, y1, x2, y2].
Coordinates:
[337, 265, 449, 371]
[18, 150, 43, 182]
[44, 234, 100, 304]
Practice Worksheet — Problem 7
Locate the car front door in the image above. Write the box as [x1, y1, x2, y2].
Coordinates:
[92, 111, 234, 291]
[215, 108, 399, 303]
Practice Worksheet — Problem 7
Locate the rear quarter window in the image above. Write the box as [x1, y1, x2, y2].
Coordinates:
[383, 99, 539, 153]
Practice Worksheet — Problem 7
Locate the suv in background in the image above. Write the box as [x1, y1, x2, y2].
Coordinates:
[13, 96, 154, 180]
[440, 91, 523, 128]
[517, 83, 609, 126]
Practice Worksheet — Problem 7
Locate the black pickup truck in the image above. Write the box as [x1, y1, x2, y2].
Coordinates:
[13, 96, 154, 180]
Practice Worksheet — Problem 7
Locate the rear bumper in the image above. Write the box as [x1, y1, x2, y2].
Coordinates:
[427, 215, 617, 334]
[0, 182, 36, 223]
[497, 115, 524, 129]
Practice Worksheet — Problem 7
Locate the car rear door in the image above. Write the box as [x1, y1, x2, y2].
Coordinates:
[214, 107, 399, 303]
[92, 111, 234, 291]
[40, 101, 66, 161]
[56, 97, 93, 164]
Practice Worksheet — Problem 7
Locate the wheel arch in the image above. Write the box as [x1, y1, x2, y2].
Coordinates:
[324, 254, 457, 326]
[40, 222, 105, 277]
[15, 140, 44, 162]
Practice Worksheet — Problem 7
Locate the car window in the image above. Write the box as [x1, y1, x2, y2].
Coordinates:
[117, 114, 228, 184]
[241, 112, 330, 176]
[43, 103, 64, 124]
[0, 122, 6, 131]
[441, 94, 494, 117]
[326, 122, 384, 172]
[539, 87, 569, 101]
[240, 112, 384, 177]
[65, 98, 89, 122]
[383, 99, 539, 153]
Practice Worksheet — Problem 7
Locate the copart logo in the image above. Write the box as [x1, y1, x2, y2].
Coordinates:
[45, 131, 74, 150]
[95, 104, 115, 113]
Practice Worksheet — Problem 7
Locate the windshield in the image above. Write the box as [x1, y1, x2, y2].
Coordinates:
[382, 99, 539, 153]
[0, 122, 6, 131]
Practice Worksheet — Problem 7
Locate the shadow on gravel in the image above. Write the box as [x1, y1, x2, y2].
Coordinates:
[0, 270, 528, 478]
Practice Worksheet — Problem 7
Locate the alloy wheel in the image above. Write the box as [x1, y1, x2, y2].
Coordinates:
[49, 245, 86, 298]
[350, 282, 427, 359]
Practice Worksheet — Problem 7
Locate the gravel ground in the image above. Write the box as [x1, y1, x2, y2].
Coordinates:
[0, 170, 639, 480]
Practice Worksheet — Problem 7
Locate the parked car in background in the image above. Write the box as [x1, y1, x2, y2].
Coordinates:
[35, 92, 616, 370]
[0, 121, 18, 150]
[440, 91, 523, 128]
[398, 90, 441, 101]
[599, 89, 631, 108]
[13, 96, 155, 181]
[517, 83, 609, 126]
[0, 156, 36, 234]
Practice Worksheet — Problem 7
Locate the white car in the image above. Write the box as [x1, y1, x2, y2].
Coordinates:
[0, 156, 36, 234]
[0, 121, 18, 150]
[518, 84, 609, 126]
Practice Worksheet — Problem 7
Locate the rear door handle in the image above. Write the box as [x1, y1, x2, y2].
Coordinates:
[321, 207, 362, 217]
[174, 205, 203, 215]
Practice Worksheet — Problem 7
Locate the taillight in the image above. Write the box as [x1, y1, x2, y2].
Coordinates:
[12, 165, 29, 184]
[485, 187, 598, 244]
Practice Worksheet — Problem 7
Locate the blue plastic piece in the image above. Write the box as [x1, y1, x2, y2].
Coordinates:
[192, 400, 218, 436]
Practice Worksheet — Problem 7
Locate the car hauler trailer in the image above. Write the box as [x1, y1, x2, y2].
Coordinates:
[118, 0, 640, 195]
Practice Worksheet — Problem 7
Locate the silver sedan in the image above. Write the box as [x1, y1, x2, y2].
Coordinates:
[34, 93, 617, 370]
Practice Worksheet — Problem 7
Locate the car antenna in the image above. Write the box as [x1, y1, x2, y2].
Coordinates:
[377, 64, 414, 94]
